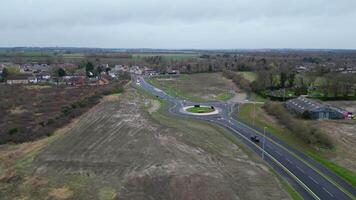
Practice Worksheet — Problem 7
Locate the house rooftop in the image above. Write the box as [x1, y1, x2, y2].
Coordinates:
[7, 74, 33, 80]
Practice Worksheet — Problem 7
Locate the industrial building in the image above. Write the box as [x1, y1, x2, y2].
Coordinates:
[285, 97, 347, 120]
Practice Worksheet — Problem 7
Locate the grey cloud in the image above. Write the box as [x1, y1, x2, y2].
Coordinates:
[0, 0, 355, 48]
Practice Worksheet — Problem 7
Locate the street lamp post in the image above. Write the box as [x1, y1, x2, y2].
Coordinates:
[253, 102, 256, 126]
[262, 127, 267, 160]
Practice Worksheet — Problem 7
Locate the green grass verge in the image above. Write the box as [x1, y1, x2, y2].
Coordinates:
[237, 103, 356, 187]
[237, 72, 257, 82]
[306, 153, 356, 187]
[215, 91, 234, 101]
[186, 107, 214, 113]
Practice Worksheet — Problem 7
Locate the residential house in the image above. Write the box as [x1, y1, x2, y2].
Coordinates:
[166, 67, 180, 75]
[6, 74, 32, 85]
[144, 69, 158, 76]
[113, 65, 128, 72]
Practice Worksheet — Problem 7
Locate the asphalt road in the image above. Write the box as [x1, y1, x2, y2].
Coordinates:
[135, 75, 356, 200]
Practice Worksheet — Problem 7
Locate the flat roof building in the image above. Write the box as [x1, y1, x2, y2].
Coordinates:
[285, 97, 347, 120]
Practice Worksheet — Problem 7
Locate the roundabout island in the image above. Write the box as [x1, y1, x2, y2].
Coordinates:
[182, 105, 220, 116]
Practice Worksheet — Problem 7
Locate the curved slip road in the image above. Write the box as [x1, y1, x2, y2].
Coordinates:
[136, 75, 356, 200]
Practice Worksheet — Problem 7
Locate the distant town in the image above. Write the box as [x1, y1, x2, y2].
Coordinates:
[0, 62, 180, 86]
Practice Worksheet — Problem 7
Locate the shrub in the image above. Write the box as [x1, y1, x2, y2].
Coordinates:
[71, 103, 78, 109]
[263, 101, 333, 149]
[60, 106, 72, 116]
[302, 111, 311, 119]
[8, 128, 18, 135]
[222, 70, 251, 93]
[47, 118, 55, 125]
[38, 121, 45, 127]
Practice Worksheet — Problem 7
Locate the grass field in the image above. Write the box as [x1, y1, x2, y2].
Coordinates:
[237, 72, 257, 82]
[186, 106, 214, 113]
[148, 73, 235, 102]
[237, 103, 356, 187]
[132, 53, 199, 61]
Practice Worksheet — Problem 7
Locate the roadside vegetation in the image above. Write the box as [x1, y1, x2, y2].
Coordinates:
[263, 101, 333, 149]
[222, 70, 252, 93]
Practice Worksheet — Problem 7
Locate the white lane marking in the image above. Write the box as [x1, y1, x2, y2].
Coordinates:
[322, 187, 334, 197]
[309, 176, 319, 185]
[296, 166, 305, 173]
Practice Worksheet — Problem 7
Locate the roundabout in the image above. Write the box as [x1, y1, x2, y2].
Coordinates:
[181, 105, 220, 116]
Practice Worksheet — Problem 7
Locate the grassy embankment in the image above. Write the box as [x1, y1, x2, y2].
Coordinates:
[237, 103, 356, 187]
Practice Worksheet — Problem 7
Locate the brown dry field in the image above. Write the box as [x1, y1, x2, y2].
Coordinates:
[316, 101, 356, 171]
[0, 88, 290, 200]
[317, 120, 356, 171]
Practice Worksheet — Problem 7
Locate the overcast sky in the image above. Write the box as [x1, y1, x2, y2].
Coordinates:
[1, 0, 356, 49]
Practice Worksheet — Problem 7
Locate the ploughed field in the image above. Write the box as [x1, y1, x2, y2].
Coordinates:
[1, 88, 291, 200]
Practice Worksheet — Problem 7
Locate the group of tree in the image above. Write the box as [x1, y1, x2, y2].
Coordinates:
[0, 67, 8, 81]
[0, 66, 20, 82]
[81, 61, 110, 77]
[313, 73, 356, 98]
[251, 66, 297, 92]
[222, 70, 251, 93]
[263, 101, 333, 149]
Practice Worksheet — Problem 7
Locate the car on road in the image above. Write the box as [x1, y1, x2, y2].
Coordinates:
[250, 136, 260, 143]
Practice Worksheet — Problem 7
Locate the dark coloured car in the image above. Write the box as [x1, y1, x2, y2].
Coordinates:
[250, 136, 260, 143]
